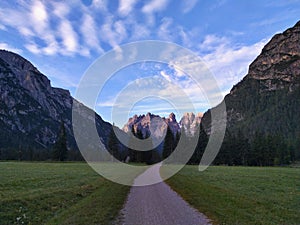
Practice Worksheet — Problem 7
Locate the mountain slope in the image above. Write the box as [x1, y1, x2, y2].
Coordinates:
[202, 20, 300, 147]
[0, 50, 112, 158]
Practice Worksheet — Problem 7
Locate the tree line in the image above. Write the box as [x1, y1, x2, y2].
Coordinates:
[1, 121, 298, 166]
[0, 122, 82, 161]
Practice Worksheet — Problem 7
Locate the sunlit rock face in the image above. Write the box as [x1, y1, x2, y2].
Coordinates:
[123, 112, 181, 139]
[179, 112, 203, 136]
[123, 112, 204, 139]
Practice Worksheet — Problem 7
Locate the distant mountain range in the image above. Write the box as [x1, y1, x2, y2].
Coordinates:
[122, 112, 202, 139]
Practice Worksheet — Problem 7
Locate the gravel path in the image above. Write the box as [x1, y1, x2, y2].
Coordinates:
[118, 163, 211, 225]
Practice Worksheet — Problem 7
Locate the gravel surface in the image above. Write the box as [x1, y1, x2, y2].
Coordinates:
[118, 163, 211, 225]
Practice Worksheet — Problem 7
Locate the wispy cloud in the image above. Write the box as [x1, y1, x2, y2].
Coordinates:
[29, 0, 48, 34]
[100, 15, 128, 48]
[59, 20, 79, 54]
[142, 0, 170, 14]
[198, 35, 268, 93]
[0, 42, 23, 54]
[91, 0, 108, 12]
[141, 0, 170, 25]
[118, 0, 138, 16]
[0, 23, 6, 30]
[51, 1, 70, 19]
[81, 14, 104, 54]
[182, 0, 198, 13]
[158, 17, 174, 41]
[210, 0, 227, 10]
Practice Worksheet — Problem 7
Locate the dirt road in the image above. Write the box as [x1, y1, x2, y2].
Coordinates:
[118, 163, 211, 225]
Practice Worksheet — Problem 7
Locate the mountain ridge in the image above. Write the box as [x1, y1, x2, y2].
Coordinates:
[122, 112, 203, 138]
[202, 20, 300, 152]
[0, 49, 112, 159]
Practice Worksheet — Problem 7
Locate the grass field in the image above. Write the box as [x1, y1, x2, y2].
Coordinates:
[0, 162, 139, 225]
[162, 165, 300, 225]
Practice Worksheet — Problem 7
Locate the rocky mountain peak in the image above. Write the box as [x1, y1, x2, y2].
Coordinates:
[123, 112, 181, 139]
[230, 21, 300, 95]
[168, 112, 176, 122]
[179, 112, 202, 135]
[0, 50, 37, 72]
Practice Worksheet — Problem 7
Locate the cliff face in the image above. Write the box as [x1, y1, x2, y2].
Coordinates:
[202, 20, 300, 138]
[0, 50, 111, 151]
[179, 112, 202, 135]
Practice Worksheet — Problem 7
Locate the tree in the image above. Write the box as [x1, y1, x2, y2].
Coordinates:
[189, 123, 209, 164]
[128, 126, 136, 162]
[107, 125, 120, 162]
[162, 126, 175, 159]
[135, 128, 144, 162]
[52, 122, 68, 161]
[143, 132, 154, 164]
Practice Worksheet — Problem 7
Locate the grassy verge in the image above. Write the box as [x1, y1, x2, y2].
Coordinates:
[161, 165, 300, 225]
[0, 161, 140, 225]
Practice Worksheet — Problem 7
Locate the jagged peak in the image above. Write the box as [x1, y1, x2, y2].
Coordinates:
[238, 20, 300, 86]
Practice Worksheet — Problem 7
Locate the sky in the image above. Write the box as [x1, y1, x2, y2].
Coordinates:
[0, 0, 300, 127]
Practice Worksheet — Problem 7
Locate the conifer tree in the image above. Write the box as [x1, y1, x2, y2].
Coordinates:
[107, 125, 119, 162]
[162, 126, 175, 159]
[52, 122, 68, 161]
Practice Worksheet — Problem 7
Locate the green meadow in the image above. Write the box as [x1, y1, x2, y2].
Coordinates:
[0, 162, 133, 225]
[162, 165, 300, 225]
[1, 162, 299, 225]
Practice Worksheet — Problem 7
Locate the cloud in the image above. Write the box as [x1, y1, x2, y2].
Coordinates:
[131, 22, 151, 40]
[142, 0, 169, 14]
[81, 14, 104, 54]
[160, 71, 172, 82]
[118, 0, 138, 16]
[0, 23, 6, 30]
[198, 35, 268, 93]
[101, 16, 128, 48]
[51, 1, 70, 18]
[210, 0, 227, 10]
[0, 42, 23, 54]
[24, 42, 41, 54]
[182, 0, 198, 13]
[158, 17, 174, 40]
[58, 20, 79, 54]
[91, 0, 108, 12]
[30, 0, 48, 34]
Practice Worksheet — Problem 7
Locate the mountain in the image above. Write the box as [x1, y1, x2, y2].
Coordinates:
[201, 21, 300, 158]
[0, 50, 112, 159]
[123, 112, 203, 139]
[179, 112, 203, 136]
[123, 112, 180, 139]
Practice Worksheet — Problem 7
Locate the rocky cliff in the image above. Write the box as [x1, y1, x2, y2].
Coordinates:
[179, 112, 202, 135]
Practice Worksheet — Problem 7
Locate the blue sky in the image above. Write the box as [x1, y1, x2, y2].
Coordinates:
[0, 0, 299, 126]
